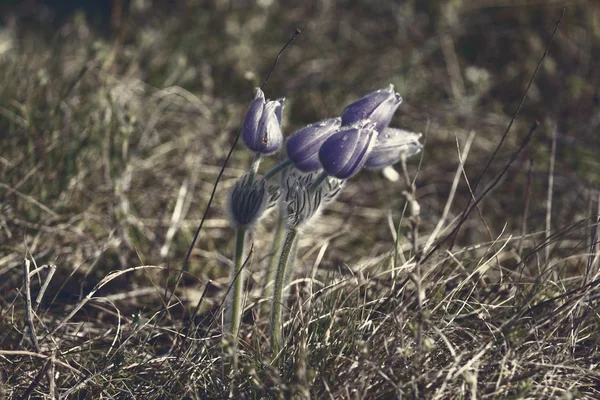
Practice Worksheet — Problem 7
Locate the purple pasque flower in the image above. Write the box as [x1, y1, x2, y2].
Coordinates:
[341, 84, 402, 133]
[318, 120, 378, 179]
[241, 88, 285, 155]
[285, 117, 342, 172]
[365, 128, 423, 169]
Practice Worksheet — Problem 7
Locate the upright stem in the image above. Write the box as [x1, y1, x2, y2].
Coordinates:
[270, 227, 299, 356]
[228, 153, 259, 339]
[264, 159, 293, 180]
[229, 228, 247, 339]
[263, 210, 286, 307]
[310, 170, 328, 191]
[247, 153, 262, 183]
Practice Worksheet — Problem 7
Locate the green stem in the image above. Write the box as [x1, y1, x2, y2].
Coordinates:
[229, 228, 247, 339]
[263, 210, 286, 306]
[247, 153, 262, 183]
[264, 159, 293, 180]
[310, 170, 329, 191]
[270, 227, 299, 356]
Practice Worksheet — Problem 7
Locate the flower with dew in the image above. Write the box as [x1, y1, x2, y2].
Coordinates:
[318, 120, 378, 180]
[285, 117, 342, 172]
[365, 128, 423, 169]
[241, 88, 285, 155]
[341, 84, 402, 133]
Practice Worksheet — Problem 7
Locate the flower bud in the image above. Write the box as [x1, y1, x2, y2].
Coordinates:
[282, 169, 345, 228]
[241, 88, 285, 155]
[318, 120, 378, 179]
[227, 173, 268, 229]
[365, 128, 423, 169]
[285, 118, 342, 172]
[266, 183, 281, 211]
[341, 84, 402, 133]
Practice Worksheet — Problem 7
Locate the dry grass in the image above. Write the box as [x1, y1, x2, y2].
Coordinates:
[1, 1, 600, 398]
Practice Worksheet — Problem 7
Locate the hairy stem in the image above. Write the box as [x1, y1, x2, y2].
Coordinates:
[247, 153, 262, 183]
[270, 227, 299, 357]
[229, 228, 247, 339]
[263, 210, 286, 307]
[264, 159, 293, 180]
[309, 170, 329, 191]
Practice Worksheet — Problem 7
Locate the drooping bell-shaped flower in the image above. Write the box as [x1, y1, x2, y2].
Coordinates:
[285, 117, 342, 172]
[241, 88, 285, 155]
[227, 173, 269, 229]
[365, 128, 423, 169]
[341, 84, 402, 133]
[318, 120, 378, 179]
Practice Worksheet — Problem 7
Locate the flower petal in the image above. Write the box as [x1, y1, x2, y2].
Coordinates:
[286, 118, 341, 172]
[241, 89, 266, 152]
[256, 100, 284, 154]
[365, 128, 423, 169]
[319, 120, 377, 179]
[341, 84, 402, 132]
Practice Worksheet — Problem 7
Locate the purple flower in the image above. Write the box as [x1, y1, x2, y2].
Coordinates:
[285, 118, 342, 172]
[241, 88, 285, 155]
[341, 84, 402, 133]
[365, 128, 423, 169]
[318, 120, 378, 179]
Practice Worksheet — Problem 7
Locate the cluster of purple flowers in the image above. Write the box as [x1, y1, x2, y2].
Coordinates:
[244, 84, 422, 180]
[229, 84, 423, 229]
[227, 85, 423, 346]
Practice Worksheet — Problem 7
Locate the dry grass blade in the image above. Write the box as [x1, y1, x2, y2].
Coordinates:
[22, 259, 40, 352]
[423, 131, 476, 253]
[45, 265, 168, 339]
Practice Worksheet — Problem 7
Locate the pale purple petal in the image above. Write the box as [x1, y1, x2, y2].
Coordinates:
[286, 118, 341, 172]
[319, 121, 378, 179]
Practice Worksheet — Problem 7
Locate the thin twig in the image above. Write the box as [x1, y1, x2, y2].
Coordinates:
[400, 156, 424, 352]
[23, 259, 40, 352]
[160, 178, 190, 258]
[518, 158, 534, 259]
[49, 353, 56, 400]
[261, 29, 302, 90]
[546, 126, 557, 271]
[33, 264, 56, 314]
[423, 131, 475, 253]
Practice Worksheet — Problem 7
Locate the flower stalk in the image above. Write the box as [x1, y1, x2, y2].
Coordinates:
[263, 208, 286, 305]
[247, 153, 262, 183]
[309, 170, 329, 191]
[229, 227, 247, 339]
[270, 227, 299, 356]
[264, 159, 293, 180]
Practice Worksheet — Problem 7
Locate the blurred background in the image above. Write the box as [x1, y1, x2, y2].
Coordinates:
[1, 0, 599, 301]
